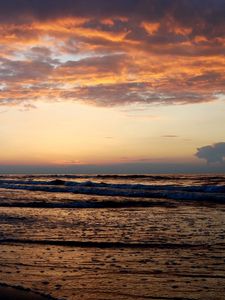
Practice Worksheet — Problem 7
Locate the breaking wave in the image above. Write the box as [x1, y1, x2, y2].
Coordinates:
[0, 239, 216, 249]
[0, 175, 224, 203]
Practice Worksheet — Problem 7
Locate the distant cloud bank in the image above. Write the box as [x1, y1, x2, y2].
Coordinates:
[196, 142, 225, 164]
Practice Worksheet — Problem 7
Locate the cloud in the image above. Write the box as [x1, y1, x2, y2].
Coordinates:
[58, 53, 127, 77]
[0, 57, 54, 82]
[0, 1, 225, 107]
[0, 1, 224, 27]
[196, 142, 225, 164]
[60, 82, 217, 106]
[162, 135, 179, 138]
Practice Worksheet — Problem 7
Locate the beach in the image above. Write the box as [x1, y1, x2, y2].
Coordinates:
[0, 174, 225, 299]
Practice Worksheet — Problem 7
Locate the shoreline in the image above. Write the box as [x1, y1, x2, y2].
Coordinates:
[0, 285, 55, 300]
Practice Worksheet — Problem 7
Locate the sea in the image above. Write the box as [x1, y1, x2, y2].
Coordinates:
[0, 174, 225, 300]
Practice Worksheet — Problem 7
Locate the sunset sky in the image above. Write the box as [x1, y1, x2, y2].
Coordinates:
[0, 0, 224, 173]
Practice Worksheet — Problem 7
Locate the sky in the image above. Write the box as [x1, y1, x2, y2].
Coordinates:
[0, 0, 224, 173]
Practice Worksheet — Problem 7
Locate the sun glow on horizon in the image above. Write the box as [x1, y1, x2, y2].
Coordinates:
[0, 99, 224, 166]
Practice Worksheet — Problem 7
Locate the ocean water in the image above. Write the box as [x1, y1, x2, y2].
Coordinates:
[0, 174, 225, 299]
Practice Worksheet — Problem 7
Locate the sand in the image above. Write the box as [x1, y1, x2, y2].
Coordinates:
[0, 285, 52, 300]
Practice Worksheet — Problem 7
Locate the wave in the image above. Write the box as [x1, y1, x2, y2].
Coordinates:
[1, 178, 225, 192]
[0, 238, 218, 249]
[0, 199, 176, 209]
[1, 177, 225, 189]
[1, 174, 225, 181]
[0, 179, 225, 202]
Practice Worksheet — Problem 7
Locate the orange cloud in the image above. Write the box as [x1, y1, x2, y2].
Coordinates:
[0, 5, 224, 108]
[141, 21, 160, 35]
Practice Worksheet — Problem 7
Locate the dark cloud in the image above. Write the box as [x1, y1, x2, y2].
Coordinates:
[0, 0, 159, 22]
[0, 1, 225, 56]
[196, 142, 225, 164]
[0, 58, 54, 82]
[60, 54, 127, 75]
[60, 83, 217, 106]
[188, 72, 222, 83]
[0, 0, 224, 37]
[0, 1, 224, 61]
[30, 46, 53, 57]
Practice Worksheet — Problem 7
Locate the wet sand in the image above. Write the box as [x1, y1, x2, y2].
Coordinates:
[1, 243, 225, 300]
[0, 285, 53, 300]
